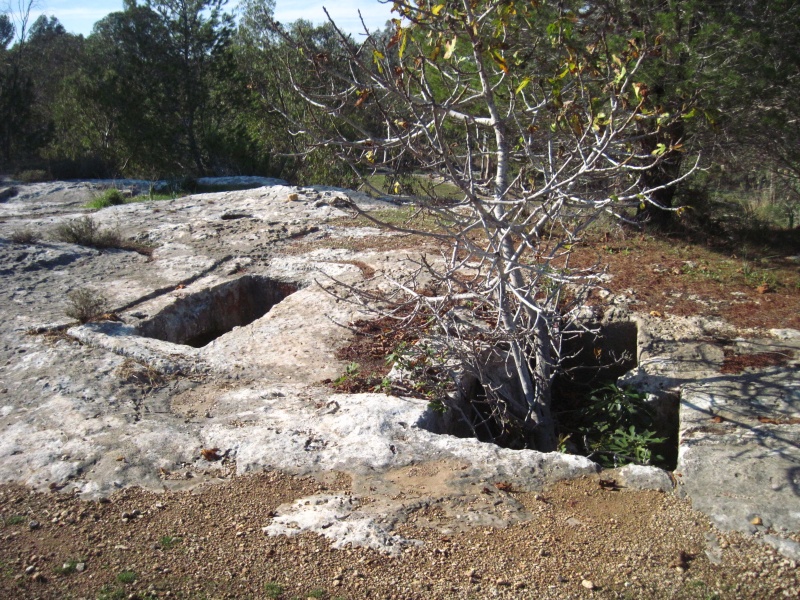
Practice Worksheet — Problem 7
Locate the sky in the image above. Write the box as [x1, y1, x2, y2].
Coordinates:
[9, 0, 395, 37]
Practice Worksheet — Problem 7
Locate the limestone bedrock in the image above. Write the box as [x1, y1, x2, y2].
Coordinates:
[0, 178, 798, 557]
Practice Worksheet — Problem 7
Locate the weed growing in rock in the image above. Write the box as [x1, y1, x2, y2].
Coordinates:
[10, 227, 40, 244]
[3, 515, 25, 526]
[96, 585, 126, 600]
[264, 581, 284, 598]
[333, 362, 360, 387]
[65, 288, 109, 323]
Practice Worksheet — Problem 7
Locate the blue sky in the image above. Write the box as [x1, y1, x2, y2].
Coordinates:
[13, 1, 394, 37]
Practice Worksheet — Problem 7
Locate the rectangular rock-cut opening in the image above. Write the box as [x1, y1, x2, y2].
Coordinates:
[421, 320, 677, 469]
[136, 275, 298, 347]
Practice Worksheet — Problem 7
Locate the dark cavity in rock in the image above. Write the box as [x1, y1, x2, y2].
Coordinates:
[421, 320, 679, 469]
[136, 275, 298, 347]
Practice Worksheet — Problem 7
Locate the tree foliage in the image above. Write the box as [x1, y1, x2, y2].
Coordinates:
[0, 0, 797, 214]
[268, 0, 700, 449]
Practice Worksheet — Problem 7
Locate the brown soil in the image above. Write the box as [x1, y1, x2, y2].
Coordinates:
[1, 473, 797, 600]
[570, 230, 800, 330]
[719, 349, 795, 374]
[292, 217, 800, 331]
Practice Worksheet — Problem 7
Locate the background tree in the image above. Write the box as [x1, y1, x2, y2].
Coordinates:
[145, 0, 235, 174]
[270, 0, 696, 450]
[0, 2, 34, 165]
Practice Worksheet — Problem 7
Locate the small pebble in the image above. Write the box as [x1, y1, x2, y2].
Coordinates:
[581, 579, 595, 590]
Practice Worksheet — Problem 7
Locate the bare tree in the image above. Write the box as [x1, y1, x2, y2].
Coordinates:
[269, 0, 696, 450]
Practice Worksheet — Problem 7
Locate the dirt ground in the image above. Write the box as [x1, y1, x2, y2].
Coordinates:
[1, 472, 797, 600]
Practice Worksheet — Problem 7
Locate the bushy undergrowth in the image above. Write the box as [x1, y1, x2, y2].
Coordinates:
[50, 216, 155, 258]
[51, 216, 122, 248]
[558, 383, 666, 468]
[10, 228, 41, 244]
[14, 169, 48, 183]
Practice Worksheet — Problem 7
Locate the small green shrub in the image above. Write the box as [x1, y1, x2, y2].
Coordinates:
[308, 589, 327, 599]
[10, 228, 40, 244]
[264, 582, 284, 598]
[333, 362, 360, 386]
[65, 288, 109, 323]
[116, 570, 137, 584]
[4, 515, 25, 526]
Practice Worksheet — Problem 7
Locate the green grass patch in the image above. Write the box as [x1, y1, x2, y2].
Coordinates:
[86, 188, 126, 210]
[364, 173, 463, 201]
[54, 558, 83, 576]
[264, 581, 284, 598]
[4, 515, 25, 526]
[334, 204, 447, 234]
[116, 570, 137, 584]
[159, 535, 181, 549]
[97, 584, 127, 600]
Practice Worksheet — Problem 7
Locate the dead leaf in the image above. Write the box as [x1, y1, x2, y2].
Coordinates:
[669, 550, 691, 570]
[495, 481, 513, 492]
[756, 283, 772, 294]
[201, 447, 222, 461]
[649, 310, 663, 318]
[354, 89, 371, 108]
[710, 415, 724, 423]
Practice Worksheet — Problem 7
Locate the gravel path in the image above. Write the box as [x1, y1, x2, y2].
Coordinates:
[1, 471, 797, 599]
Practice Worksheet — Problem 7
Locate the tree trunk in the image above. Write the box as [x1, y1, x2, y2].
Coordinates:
[637, 102, 686, 228]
